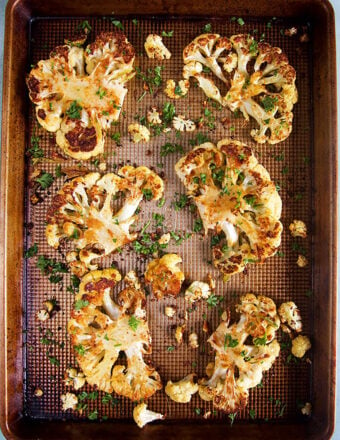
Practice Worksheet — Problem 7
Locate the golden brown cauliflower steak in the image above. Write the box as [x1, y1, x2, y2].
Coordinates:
[67, 268, 162, 400]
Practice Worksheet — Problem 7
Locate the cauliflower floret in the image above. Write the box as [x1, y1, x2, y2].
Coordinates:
[175, 139, 282, 280]
[64, 367, 86, 390]
[165, 374, 199, 403]
[145, 34, 171, 60]
[199, 294, 280, 413]
[175, 324, 186, 345]
[145, 254, 185, 298]
[158, 233, 171, 245]
[61, 392, 78, 411]
[301, 402, 312, 416]
[189, 332, 199, 349]
[46, 168, 164, 275]
[291, 335, 311, 358]
[133, 403, 165, 428]
[36, 309, 50, 321]
[27, 32, 135, 159]
[289, 220, 307, 238]
[185, 281, 211, 303]
[173, 115, 196, 132]
[278, 301, 302, 333]
[34, 388, 43, 397]
[164, 79, 189, 99]
[165, 306, 176, 317]
[67, 269, 162, 399]
[128, 124, 151, 143]
[147, 107, 162, 125]
[297, 254, 308, 267]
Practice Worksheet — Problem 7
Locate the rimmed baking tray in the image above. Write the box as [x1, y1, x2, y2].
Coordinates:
[0, 0, 337, 439]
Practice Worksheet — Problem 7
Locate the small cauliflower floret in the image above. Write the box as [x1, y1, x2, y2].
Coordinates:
[175, 139, 282, 280]
[144, 254, 185, 299]
[133, 403, 164, 428]
[189, 332, 199, 349]
[64, 367, 86, 390]
[67, 269, 162, 399]
[291, 335, 311, 358]
[145, 34, 171, 60]
[185, 281, 211, 303]
[278, 301, 302, 333]
[173, 115, 196, 132]
[175, 325, 186, 345]
[34, 388, 43, 397]
[297, 254, 308, 267]
[164, 79, 189, 99]
[165, 306, 176, 318]
[301, 402, 312, 416]
[46, 168, 164, 275]
[61, 392, 78, 411]
[147, 107, 162, 125]
[36, 309, 50, 321]
[158, 233, 171, 245]
[165, 374, 198, 403]
[26, 32, 135, 159]
[199, 294, 280, 413]
[289, 220, 307, 238]
[128, 124, 151, 143]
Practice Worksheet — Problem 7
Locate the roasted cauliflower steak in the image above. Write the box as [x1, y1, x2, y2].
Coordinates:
[46, 167, 164, 276]
[199, 293, 280, 413]
[175, 138, 282, 280]
[183, 33, 297, 144]
[27, 32, 135, 159]
[67, 268, 162, 400]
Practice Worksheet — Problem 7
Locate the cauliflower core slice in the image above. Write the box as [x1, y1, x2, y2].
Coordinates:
[199, 293, 280, 413]
[175, 138, 282, 280]
[144, 254, 185, 299]
[46, 167, 164, 276]
[145, 34, 171, 60]
[133, 403, 164, 428]
[165, 374, 199, 403]
[67, 269, 162, 399]
[183, 33, 297, 144]
[27, 32, 135, 159]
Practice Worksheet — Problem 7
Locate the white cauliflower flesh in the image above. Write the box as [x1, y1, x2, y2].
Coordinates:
[165, 374, 199, 403]
[46, 167, 164, 276]
[289, 220, 307, 238]
[27, 32, 135, 159]
[64, 367, 86, 390]
[175, 138, 282, 280]
[173, 115, 196, 132]
[61, 392, 78, 411]
[278, 301, 302, 333]
[199, 293, 280, 413]
[291, 335, 311, 358]
[128, 123, 151, 143]
[164, 79, 190, 99]
[145, 34, 171, 60]
[185, 281, 211, 303]
[183, 33, 297, 144]
[147, 107, 162, 125]
[133, 403, 164, 428]
[67, 269, 162, 399]
[144, 254, 185, 299]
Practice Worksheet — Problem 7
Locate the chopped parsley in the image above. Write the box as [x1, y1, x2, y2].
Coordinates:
[167, 345, 175, 352]
[224, 334, 239, 349]
[152, 213, 165, 227]
[102, 393, 119, 406]
[36, 172, 54, 189]
[189, 132, 210, 146]
[135, 66, 163, 95]
[237, 17, 245, 26]
[128, 316, 140, 331]
[110, 132, 121, 144]
[261, 95, 278, 112]
[157, 197, 166, 208]
[78, 20, 92, 31]
[96, 87, 106, 99]
[202, 23, 212, 32]
[36, 255, 68, 284]
[173, 194, 189, 211]
[142, 188, 153, 201]
[207, 294, 224, 308]
[25, 243, 38, 258]
[55, 164, 65, 178]
[74, 344, 87, 356]
[160, 143, 183, 157]
[28, 135, 44, 159]
[66, 100, 82, 119]
[111, 19, 124, 30]
[162, 30, 174, 37]
[193, 218, 203, 233]
[88, 410, 98, 420]
[253, 335, 267, 346]
[162, 102, 176, 123]
[74, 299, 89, 310]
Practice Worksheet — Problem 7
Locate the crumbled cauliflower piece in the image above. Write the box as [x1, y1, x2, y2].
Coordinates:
[67, 269, 162, 399]
[43, 298, 57, 314]
[297, 254, 308, 267]
[61, 392, 78, 411]
[183, 33, 297, 144]
[128, 124, 151, 143]
[158, 233, 171, 245]
[145, 254, 185, 298]
[291, 335, 311, 358]
[185, 281, 211, 303]
[164, 79, 189, 99]
[175, 139, 282, 280]
[173, 115, 196, 132]
[285, 27, 298, 37]
[133, 402, 164, 428]
[147, 107, 162, 125]
[175, 325, 186, 345]
[64, 367, 86, 390]
[98, 162, 107, 172]
[46, 168, 164, 275]
[199, 294, 280, 413]
[289, 220, 307, 238]
[203, 411, 211, 419]
[165, 374, 199, 403]
[27, 32, 135, 159]
[301, 402, 312, 416]
[207, 273, 216, 290]
[36, 309, 49, 321]
[144, 34, 171, 60]
[165, 306, 176, 318]
[189, 332, 199, 349]
[278, 301, 302, 333]
[34, 388, 43, 397]
[203, 320, 210, 333]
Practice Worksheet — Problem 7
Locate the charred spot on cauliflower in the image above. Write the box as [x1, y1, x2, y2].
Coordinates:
[46, 168, 164, 275]
[67, 269, 162, 399]
[165, 374, 199, 403]
[199, 293, 280, 413]
[27, 32, 135, 159]
[145, 34, 171, 60]
[128, 123, 151, 143]
[133, 403, 164, 428]
[175, 138, 282, 280]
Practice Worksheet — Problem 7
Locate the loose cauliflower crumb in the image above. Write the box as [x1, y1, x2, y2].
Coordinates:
[164, 79, 189, 99]
[36, 309, 50, 322]
[173, 115, 196, 132]
[98, 162, 107, 172]
[278, 301, 302, 333]
[64, 367, 86, 390]
[165, 306, 176, 318]
[202, 320, 210, 333]
[185, 281, 211, 303]
[297, 254, 308, 267]
[34, 388, 43, 397]
[147, 107, 162, 125]
[133, 402, 164, 428]
[289, 220, 307, 238]
[291, 335, 311, 358]
[128, 123, 151, 143]
[189, 332, 199, 349]
[61, 392, 78, 411]
[207, 273, 216, 290]
[203, 411, 211, 419]
[301, 402, 312, 416]
[165, 374, 199, 403]
[158, 233, 171, 245]
[145, 34, 171, 60]
[285, 27, 298, 37]
[43, 299, 56, 313]
[175, 325, 186, 344]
